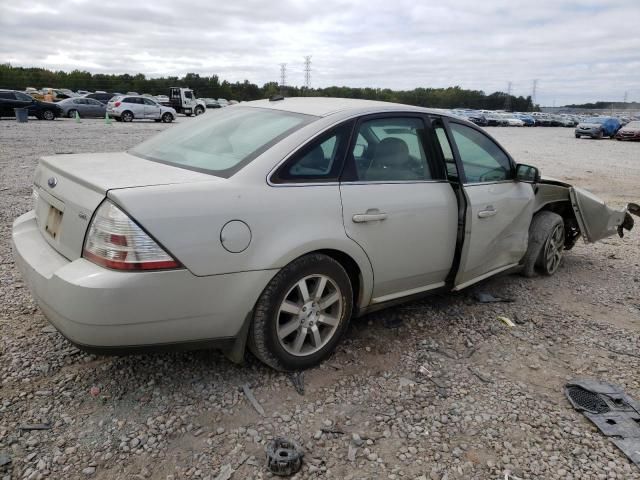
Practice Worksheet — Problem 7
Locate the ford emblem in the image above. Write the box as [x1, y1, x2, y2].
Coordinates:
[47, 177, 58, 188]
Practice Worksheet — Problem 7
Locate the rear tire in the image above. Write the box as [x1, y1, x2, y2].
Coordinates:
[575, 134, 580, 138]
[521, 211, 565, 278]
[121, 111, 134, 122]
[248, 253, 353, 371]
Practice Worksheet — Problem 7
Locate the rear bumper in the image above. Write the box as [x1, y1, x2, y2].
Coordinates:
[12, 211, 276, 350]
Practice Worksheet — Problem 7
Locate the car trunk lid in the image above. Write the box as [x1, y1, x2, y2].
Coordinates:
[33, 152, 215, 261]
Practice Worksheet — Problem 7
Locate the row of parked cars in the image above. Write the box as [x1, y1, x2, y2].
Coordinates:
[574, 117, 640, 140]
[451, 109, 585, 127]
[450, 108, 640, 141]
[0, 87, 239, 122]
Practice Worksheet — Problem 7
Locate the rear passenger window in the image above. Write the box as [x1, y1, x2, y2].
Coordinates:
[449, 123, 512, 183]
[272, 122, 353, 183]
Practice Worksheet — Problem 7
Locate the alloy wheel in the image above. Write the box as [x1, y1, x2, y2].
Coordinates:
[276, 274, 343, 357]
[544, 224, 564, 274]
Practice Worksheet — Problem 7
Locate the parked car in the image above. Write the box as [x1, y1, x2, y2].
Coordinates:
[217, 98, 229, 107]
[155, 95, 170, 104]
[499, 114, 525, 127]
[57, 97, 107, 118]
[614, 120, 640, 141]
[202, 98, 221, 109]
[30, 88, 74, 102]
[575, 117, 621, 139]
[12, 98, 636, 370]
[455, 111, 488, 127]
[513, 113, 535, 126]
[106, 95, 176, 122]
[84, 92, 115, 104]
[0, 89, 62, 120]
[486, 113, 508, 126]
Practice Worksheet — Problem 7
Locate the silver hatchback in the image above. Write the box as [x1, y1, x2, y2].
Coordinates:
[12, 98, 636, 370]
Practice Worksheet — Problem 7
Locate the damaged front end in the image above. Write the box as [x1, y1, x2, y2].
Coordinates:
[535, 178, 637, 245]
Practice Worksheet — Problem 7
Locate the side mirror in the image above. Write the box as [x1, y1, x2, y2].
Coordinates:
[516, 163, 540, 183]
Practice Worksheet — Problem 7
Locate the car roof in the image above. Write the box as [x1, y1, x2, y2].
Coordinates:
[242, 97, 441, 118]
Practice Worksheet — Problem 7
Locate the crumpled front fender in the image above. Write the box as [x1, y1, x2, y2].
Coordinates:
[569, 188, 636, 242]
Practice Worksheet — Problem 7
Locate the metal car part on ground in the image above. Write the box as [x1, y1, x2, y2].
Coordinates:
[566, 379, 640, 467]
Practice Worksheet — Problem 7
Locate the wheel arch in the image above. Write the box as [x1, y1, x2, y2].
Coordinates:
[313, 248, 364, 315]
[534, 199, 580, 250]
[268, 243, 373, 312]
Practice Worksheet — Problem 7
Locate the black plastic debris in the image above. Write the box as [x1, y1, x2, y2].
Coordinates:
[289, 371, 305, 396]
[18, 423, 51, 431]
[565, 378, 640, 466]
[474, 292, 514, 303]
[266, 437, 303, 476]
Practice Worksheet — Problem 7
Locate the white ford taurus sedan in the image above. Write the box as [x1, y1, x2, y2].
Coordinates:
[12, 97, 636, 370]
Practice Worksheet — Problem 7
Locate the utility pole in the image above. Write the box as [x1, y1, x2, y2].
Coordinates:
[531, 79, 538, 111]
[624, 91, 628, 104]
[504, 81, 512, 111]
[279, 63, 287, 94]
[303, 56, 312, 89]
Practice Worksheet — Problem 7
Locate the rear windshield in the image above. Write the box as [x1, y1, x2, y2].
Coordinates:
[130, 107, 317, 177]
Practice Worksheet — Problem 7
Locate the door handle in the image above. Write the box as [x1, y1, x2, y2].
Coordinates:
[352, 211, 388, 223]
[478, 207, 497, 218]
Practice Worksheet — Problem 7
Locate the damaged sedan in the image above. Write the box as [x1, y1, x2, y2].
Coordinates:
[12, 98, 637, 370]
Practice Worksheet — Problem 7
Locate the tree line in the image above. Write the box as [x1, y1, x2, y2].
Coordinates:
[564, 101, 640, 110]
[0, 63, 535, 111]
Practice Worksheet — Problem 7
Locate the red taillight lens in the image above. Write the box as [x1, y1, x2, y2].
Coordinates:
[83, 200, 181, 271]
[114, 101, 121, 107]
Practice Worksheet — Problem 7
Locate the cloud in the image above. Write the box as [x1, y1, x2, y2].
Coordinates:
[1, 0, 638, 105]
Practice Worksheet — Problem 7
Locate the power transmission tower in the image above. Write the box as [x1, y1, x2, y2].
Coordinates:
[531, 79, 538, 111]
[279, 63, 287, 94]
[623, 91, 628, 103]
[504, 81, 512, 111]
[303, 56, 312, 89]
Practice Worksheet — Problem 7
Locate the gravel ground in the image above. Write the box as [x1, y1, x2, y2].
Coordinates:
[1, 118, 639, 480]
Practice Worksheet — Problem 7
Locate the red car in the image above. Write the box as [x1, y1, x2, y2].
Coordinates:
[615, 120, 640, 140]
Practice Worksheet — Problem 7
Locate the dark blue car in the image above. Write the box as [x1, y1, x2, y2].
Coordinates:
[575, 117, 621, 139]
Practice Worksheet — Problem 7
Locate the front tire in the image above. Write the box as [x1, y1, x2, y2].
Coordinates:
[161, 113, 173, 123]
[248, 254, 353, 371]
[194, 106, 204, 116]
[42, 109, 55, 121]
[67, 109, 78, 119]
[521, 211, 565, 277]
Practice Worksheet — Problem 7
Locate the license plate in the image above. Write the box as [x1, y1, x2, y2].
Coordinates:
[45, 205, 63, 239]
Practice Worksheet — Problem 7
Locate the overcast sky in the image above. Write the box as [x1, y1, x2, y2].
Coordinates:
[1, 0, 639, 105]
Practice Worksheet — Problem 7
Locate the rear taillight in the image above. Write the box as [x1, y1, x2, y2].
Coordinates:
[83, 200, 180, 271]
[114, 101, 121, 107]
